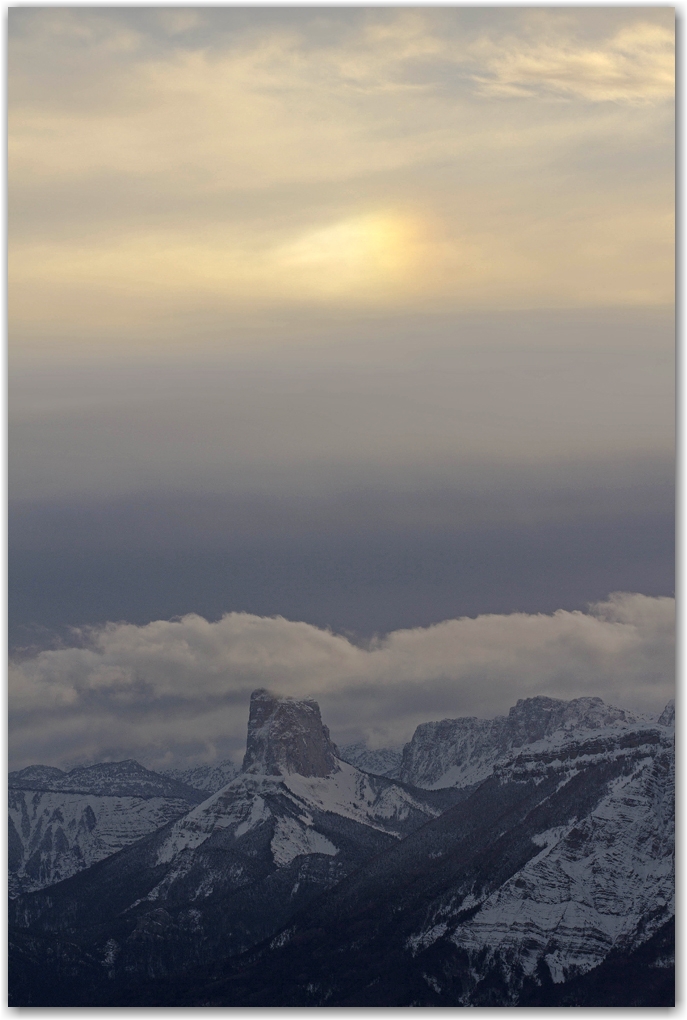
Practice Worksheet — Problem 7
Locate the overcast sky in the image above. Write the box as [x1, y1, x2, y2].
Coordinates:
[9, 8, 674, 767]
[10, 7, 673, 345]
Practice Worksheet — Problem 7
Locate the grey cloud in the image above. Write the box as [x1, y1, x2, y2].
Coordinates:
[9, 594, 674, 772]
[8, 456, 674, 552]
[9, 309, 674, 503]
[8, 500, 674, 657]
[10, 9, 672, 103]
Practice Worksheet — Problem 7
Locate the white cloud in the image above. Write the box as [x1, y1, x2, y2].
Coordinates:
[9, 593, 674, 771]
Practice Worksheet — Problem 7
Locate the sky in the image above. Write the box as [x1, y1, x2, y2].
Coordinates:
[8, 7, 674, 769]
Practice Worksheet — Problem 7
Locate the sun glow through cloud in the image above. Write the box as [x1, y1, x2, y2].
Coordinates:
[276, 214, 421, 297]
[8, 7, 674, 352]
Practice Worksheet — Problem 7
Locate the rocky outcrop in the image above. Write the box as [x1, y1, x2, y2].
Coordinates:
[242, 689, 340, 778]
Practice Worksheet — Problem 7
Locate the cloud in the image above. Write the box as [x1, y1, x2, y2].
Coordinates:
[472, 21, 674, 103]
[9, 8, 674, 342]
[9, 314, 675, 503]
[9, 593, 674, 771]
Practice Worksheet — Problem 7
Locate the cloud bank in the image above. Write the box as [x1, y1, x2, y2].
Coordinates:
[9, 593, 674, 772]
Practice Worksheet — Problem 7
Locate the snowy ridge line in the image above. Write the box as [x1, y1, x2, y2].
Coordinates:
[9, 760, 204, 802]
[400, 696, 673, 790]
[152, 758, 447, 875]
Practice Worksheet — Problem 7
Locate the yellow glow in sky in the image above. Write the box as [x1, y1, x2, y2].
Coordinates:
[276, 214, 421, 297]
[8, 7, 674, 350]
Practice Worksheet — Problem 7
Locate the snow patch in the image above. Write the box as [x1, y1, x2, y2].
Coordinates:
[234, 797, 270, 837]
[270, 816, 338, 867]
[406, 922, 447, 955]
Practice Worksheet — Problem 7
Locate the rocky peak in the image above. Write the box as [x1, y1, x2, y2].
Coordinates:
[505, 696, 635, 747]
[658, 699, 675, 727]
[505, 696, 567, 746]
[242, 689, 340, 778]
[400, 695, 642, 789]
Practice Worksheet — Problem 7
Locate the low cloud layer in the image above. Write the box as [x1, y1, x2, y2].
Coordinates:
[9, 593, 674, 772]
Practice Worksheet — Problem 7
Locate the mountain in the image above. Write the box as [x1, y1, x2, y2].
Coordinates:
[9, 759, 205, 799]
[8, 693, 674, 1007]
[9, 690, 462, 1004]
[161, 760, 239, 794]
[400, 695, 643, 789]
[9, 760, 204, 895]
[242, 687, 340, 776]
[658, 698, 675, 726]
[338, 742, 403, 778]
[136, 702, 673, 1007]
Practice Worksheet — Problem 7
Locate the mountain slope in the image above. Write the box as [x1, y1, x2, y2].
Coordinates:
[161, 760, 239, 794]
[338, 743, 403, 778]
[9, 760, 204, 895]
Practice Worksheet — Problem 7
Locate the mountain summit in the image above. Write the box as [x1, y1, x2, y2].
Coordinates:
[242, 689, 340, 777]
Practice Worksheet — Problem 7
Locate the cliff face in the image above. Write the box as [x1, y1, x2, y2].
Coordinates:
[8, 761, 203, 896]
[400, 696, 641, 789]
[242, 689, 340, 778]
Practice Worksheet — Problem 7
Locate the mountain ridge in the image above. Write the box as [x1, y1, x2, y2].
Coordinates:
[8, 691, 674, 1006]
[9, 759, 205, 801]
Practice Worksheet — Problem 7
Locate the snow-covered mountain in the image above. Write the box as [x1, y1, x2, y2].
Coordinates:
[400, 695, 645, 789]
[402, 715, 675, 1002]
[8, 692, 674, 1007]
[339, 742, 403, 778]
[9, 761, 203, 895]
[161, 760, 239, 794]
[177, 699, 672, 1007]
[147, 689, 450, 878]
[9, 689, 461, 999]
